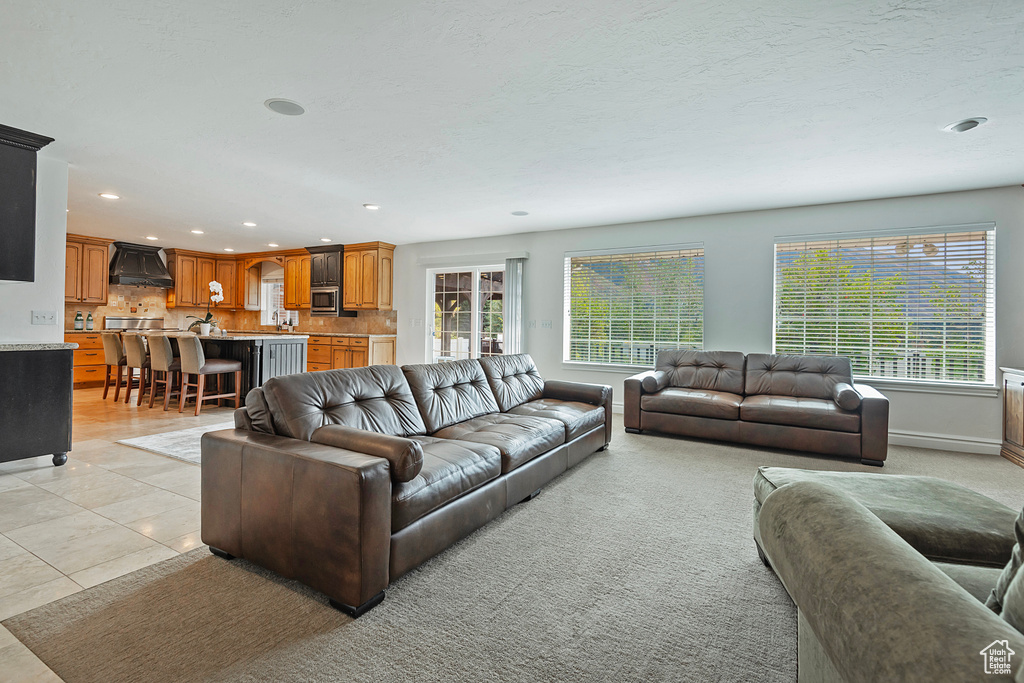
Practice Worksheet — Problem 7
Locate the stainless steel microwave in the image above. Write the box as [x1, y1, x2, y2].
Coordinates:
[310, 286, 340, 316]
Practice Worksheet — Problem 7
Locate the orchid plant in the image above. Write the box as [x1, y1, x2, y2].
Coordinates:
[187, 281, 224, 332]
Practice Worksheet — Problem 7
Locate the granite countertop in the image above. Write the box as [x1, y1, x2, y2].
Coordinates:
[64, 330, 104, 334]
[224, 329, 396, 338]
[0, 342, 79, 351]
[120, 330, 309, 341]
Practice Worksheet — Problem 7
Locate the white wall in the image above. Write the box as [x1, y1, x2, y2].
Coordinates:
[0, 152, 69, 342]
[394, 186, 1024, 454]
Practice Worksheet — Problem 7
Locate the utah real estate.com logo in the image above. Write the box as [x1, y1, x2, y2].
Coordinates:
[980, 640, 1015, 675]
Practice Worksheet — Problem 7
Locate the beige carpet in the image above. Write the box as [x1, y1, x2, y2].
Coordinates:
[5, 422, 1024, 682]
[117, 422, 235, 465]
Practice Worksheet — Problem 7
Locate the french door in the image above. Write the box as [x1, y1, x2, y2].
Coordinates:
[430, 266, 504, 362]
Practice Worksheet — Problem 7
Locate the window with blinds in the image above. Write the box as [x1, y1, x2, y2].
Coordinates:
[773, 226, 995, 384]
[564, 245, 704, 366]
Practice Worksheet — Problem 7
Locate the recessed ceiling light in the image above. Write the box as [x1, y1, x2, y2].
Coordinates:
[944, 117, 988, 133]
[267, 243, 279, 248]
[191, 229, 204, 234]
[320, 238, 331, 242]
[363, 204, 380, 210]
[66, 209, 69, 213]
[242, 222, 257, 227]
[224, 248, 234, 252]
[511, 211, 529, 216]
[146, 236, 158, 241]
[264, 99, 305, 116]
[99, 193, 120, 200]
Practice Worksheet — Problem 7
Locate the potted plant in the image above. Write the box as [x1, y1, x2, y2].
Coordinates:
[187, 281, 224, 336]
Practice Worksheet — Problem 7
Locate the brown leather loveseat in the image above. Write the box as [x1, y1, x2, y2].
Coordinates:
[201, 353, 611, 617]
[624, 350, 888, 466]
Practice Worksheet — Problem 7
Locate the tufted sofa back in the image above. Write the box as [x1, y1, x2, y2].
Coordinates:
[259, 365, 426, 441]
[656, 350, 746, 395]
[478, 353, 545, 412]
[745, 353, 853, 399]
[402, 359, 500, 434]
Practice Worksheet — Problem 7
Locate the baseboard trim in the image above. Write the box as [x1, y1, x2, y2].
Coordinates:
[888, 429, 1001, 455]
[612, 401, 624, 415]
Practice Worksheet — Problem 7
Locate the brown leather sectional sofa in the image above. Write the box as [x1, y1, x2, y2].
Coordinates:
[201, 353, 612, 617]
[624, 350, 889, 466]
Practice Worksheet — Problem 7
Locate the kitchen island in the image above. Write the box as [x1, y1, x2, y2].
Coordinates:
[0, 342, 77, 466]
[126, 332, 308, 398]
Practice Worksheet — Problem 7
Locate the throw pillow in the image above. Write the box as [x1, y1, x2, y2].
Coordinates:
[832, 382, 862, 411]
[987, 506, 1024, 613]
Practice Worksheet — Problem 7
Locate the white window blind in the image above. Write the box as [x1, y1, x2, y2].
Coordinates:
[564, 246, 704, 367]
[773, 227, 995, 384]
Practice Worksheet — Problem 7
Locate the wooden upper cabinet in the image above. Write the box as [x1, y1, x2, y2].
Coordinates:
[283, 254, 311, 310]
[196, 257, 216, 306]
[342, 242, 395, 311]
[299, 255, 311, 308]
[65, 235, 112, 304]
[65, 242, 82, 302]
[216, 259, 237, 309]
[179, 255, 197, 307]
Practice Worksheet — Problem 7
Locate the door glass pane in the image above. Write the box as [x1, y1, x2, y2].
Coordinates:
[433, 271, 473, 362]
[478, 270, 504, 357]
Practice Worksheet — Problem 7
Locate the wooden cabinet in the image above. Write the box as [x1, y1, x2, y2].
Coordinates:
[196, 257, 216, 306]
[216, 259, 238, 309]
[307, 335, 333, 372]
[309, 247, 342, 288]
[1002, 368, 1024, 468]
[342, 242, 394, 311]
[67, 333, 106, 388]
[284, 254, 311, 310]
[325, 336, 395, 371]
[165, 251, 196, 308]
[65, 235, 112, 304]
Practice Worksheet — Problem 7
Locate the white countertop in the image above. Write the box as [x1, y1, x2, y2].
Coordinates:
[0, 342, 78, 351]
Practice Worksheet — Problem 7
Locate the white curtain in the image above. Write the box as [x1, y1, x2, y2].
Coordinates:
[504, 257, 525, 354]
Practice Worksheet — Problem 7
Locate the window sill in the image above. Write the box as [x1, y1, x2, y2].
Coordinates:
[561, 361, 654, 374]
[855, 377, 998, 398]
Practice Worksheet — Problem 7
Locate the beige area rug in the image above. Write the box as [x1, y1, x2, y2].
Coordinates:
[6, 425, 1024, 682]
[117, 422, 234, 465]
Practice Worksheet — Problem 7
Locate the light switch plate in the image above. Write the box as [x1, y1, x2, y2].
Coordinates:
[540, 320, 553, 329]
[31, 310, 57, 325]
[528, 320, 537, 329]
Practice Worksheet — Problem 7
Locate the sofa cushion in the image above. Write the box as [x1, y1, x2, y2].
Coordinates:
[754, 467, 1018, 567]
[1003, 554, 1024, 633]
[260, 365, 426, 441]
[391, 437, 502, 532]
[403, 359, 500, 434]
[745, 353, 853, 400]
[640, 388, 743, 420]
[478, 354, 544, 412]
[655, 349, 745, 395]
[741, 395, 860, 433]
[987, 506, 1024, 613]
[509, 398, 604, 441]
[433, 413, 566, 473]
[245, 388, 277, 434]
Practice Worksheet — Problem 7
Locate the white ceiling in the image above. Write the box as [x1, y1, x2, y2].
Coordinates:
[3, 1, 1023, 253]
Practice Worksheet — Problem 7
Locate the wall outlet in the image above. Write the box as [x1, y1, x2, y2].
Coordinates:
[528, 320, 537, 329]
[31, 310, 57, 325]
[412, 318, 423, 327]
[540, 320, 553, 329]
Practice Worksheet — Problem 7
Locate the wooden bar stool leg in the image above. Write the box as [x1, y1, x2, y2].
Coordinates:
[103, 366, 111, 399]
[179, 373, 189, 413]
[148, 371, 159, 408]
[137, 368, 148, 406]
[195, 375, 206, 416]
[164, 371, 175, 411]
[234, 370, 242, 408]
[216, 373, 223, 407]
[114, 365, 123, 402]
[124, 367, 134, 404]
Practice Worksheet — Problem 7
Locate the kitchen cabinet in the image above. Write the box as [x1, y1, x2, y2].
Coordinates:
[196, 257, 216, 305]
[1002, 368, 1024, 468]
[308, 247, 342, 288]
[67, 332, 106, 388]
[216, 259, 238, 309]
[65, 235, 113, 304]
[327, 336, 395, 371]
[342, 242, 394, 311]
[284, 254, 311, 310]
[164, 250, 196, 308]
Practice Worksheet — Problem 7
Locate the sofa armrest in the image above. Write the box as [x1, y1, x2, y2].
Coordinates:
[543, 379, 613, 446]
[760, 481, 1024, 683]
[854, 383, 889, 463]
[233, 407, 253, 431]
[311, 424, 423, 483]
[201, 429, 391, 610]
[641, 370, 670, 393]
[624, 370, 659, 431]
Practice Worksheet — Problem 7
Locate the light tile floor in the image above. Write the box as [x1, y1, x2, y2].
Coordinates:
[0, 385, 234, 680]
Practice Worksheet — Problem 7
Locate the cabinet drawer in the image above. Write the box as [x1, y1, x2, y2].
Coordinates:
[307, 344, 332, 364]
[73, 349, 105, 367]
[308, 336, 333, 346]
[332, 337, 368, 347]
[307, 362, 332, 373]
[74, 365, 105, 384]
[67, 334, 104, 349]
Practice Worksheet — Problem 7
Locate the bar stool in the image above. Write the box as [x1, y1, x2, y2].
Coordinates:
[123, 334, 152, 406]
[100, 332, 128, 400]
[178, 336, 242, 416]
[148, 335, 182, 411]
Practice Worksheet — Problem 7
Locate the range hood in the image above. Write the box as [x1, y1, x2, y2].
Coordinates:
[108, 242, 174, 288]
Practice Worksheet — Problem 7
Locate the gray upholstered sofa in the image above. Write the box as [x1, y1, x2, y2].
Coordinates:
[755, 467, 1024, 682]
[624, 350, 889, 466]
[201, 353, 611, 616]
